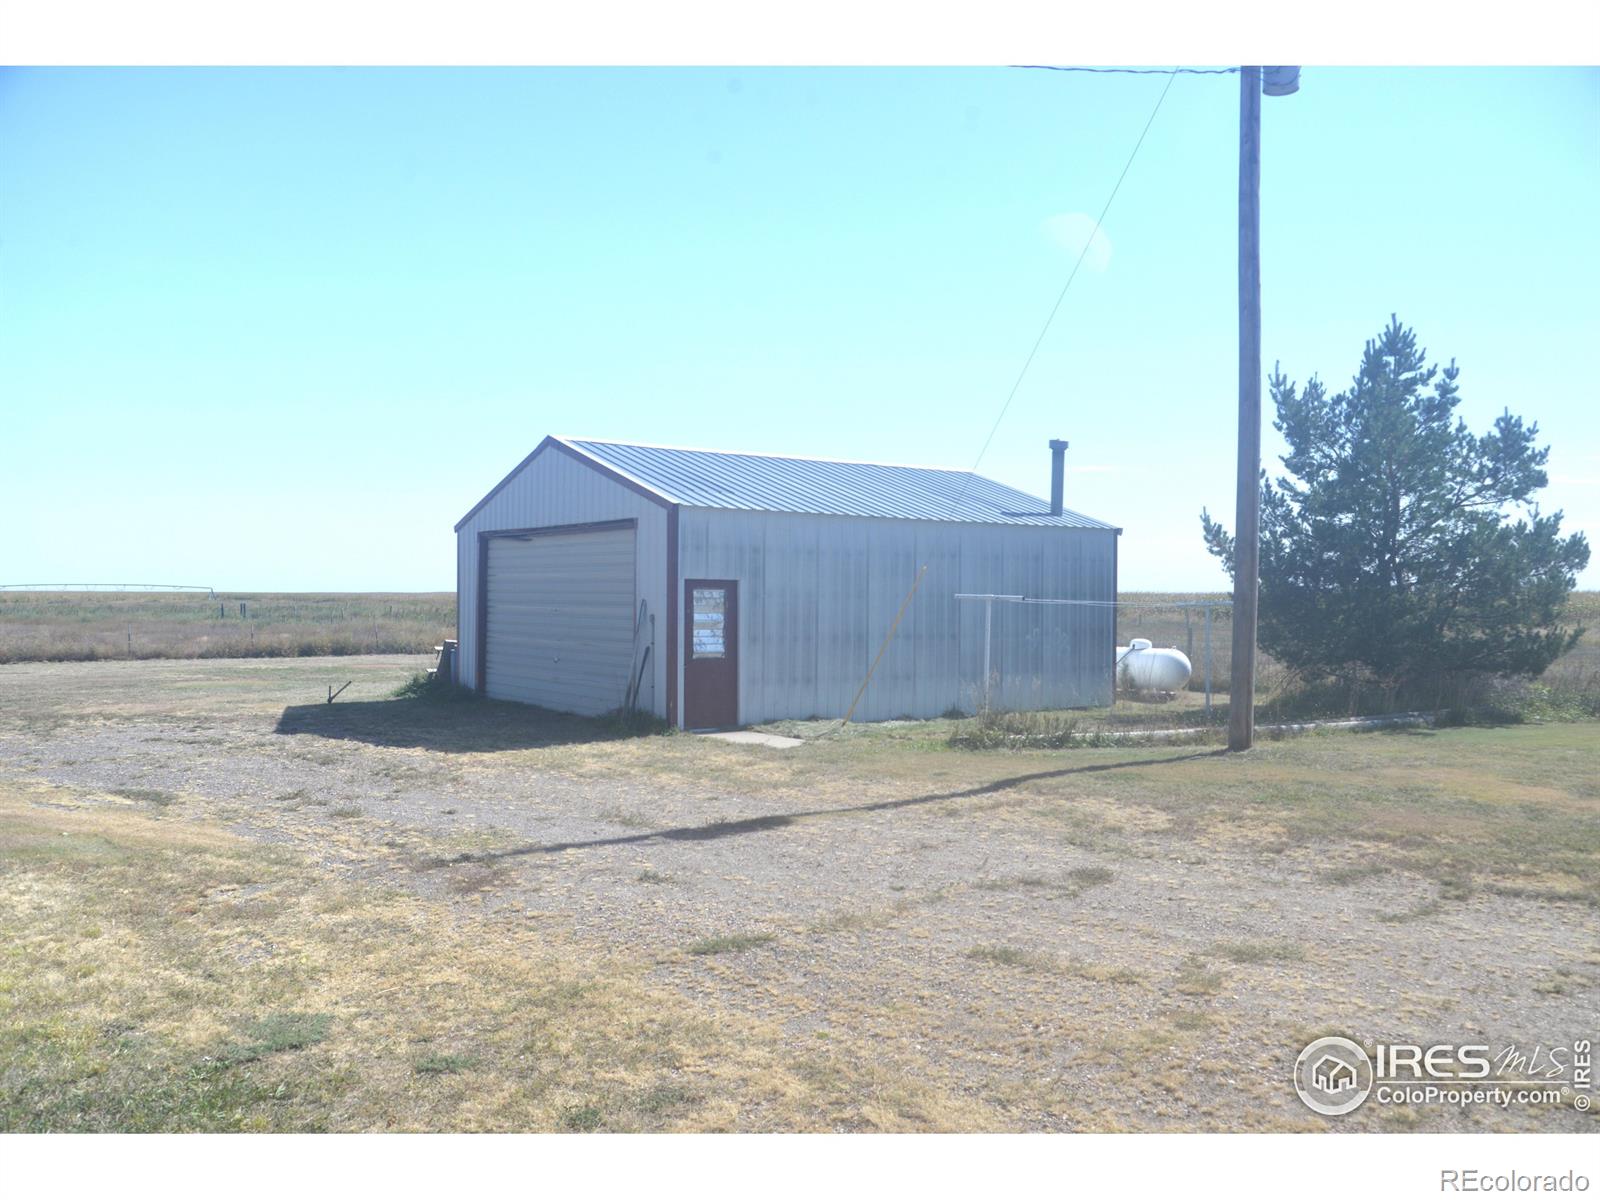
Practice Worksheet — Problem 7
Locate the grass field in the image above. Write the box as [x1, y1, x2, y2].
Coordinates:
[1, 654, 1596, 1131]
[3, 589, 1592, 702]
[0, 592, 454, 663]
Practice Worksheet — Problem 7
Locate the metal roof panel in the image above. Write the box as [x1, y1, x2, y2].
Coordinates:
[561, 438, 1116, 529]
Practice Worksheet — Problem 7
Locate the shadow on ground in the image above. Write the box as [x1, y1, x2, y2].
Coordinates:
[274, 696, 660, 752]
[416, 750, 1227, 866]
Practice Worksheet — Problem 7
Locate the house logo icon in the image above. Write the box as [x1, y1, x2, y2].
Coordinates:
[1294, 1037, 1374, 1116]
[1312, 1054, 1358, 1094]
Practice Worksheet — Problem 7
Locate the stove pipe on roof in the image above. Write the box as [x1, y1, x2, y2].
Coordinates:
[1049, 439, 1069, 516]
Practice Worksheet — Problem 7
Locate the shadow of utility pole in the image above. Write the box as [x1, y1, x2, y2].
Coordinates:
[415, 749, 1226, 869]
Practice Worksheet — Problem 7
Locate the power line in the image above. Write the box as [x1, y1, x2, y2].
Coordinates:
[954, 67, 1180, 507]
[1014, 65, 1238, 75]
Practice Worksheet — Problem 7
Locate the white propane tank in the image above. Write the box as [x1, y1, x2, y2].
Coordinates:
[1114, 638, 1194, 692]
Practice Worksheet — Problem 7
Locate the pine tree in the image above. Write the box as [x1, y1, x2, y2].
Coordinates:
[1201, 317, 1589, 692]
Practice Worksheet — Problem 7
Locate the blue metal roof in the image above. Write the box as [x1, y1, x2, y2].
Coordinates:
[562, 438, 1117, 529]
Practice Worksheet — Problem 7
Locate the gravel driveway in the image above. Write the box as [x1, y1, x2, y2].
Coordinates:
[2, 655, 1595, 1132]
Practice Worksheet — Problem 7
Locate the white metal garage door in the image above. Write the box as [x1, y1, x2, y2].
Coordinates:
[484, 525, 636, 715]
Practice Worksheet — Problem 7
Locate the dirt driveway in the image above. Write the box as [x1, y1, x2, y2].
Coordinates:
[2, 655, 1596, 1131]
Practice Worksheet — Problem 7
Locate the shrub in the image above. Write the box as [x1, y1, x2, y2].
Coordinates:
[390, 671, 479, 703]
[948, 709, 1108, 751]
[599, 707, 671, 737]
[392, 671, 444, 700]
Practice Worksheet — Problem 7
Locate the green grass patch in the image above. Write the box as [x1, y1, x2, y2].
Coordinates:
[635, 1083, 697, 1115]
[560, 1104, 604, 1131]
[413, 1052, 477, 1075]
[391, 671, 443, 700]
[1061, 956, 1145, 986]
[975, 867, 1114, 895]
[686, 932, 774, 956]
[949, 711, 1101, 751]
[1322, 863, 1390, 886]
[215, 1012, 332, 1066]
[974, 874, 1048, 892]
[600, 708, 673, 738]
[110, 787, 177, 807]
[1065, 866, 1115, 890]
[1206, 940, 1305, 964]
[965, 944, 1054, 971]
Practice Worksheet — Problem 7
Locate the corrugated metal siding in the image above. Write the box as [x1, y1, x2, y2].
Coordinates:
[485, 527, 636, 715]
[567, 438, 1115, 529]
[677, 510, 1116, 724]
[455, 449, 668, 715]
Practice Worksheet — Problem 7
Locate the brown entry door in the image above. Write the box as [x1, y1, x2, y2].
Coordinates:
[684, 579, 738, 729]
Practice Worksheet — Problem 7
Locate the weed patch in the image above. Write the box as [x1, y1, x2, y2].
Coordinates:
[1206, 940, 1306, 964]
[1174, 956, 1224, 996]
[110, 787, 177, 807]
[965, 944, 1054, 971]
[413, 1052, 476, 1075]
[1378, 899, 1444, 924]
[1322, 863, 1390, 885]
[1065, 866, 1115, 890]
[949, 711, 1098, 751]
[687, 933, 774, 956]
[215, 1012, 331, 1066]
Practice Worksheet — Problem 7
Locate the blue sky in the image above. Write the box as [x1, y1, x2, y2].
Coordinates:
[2, 66, 1596, 592]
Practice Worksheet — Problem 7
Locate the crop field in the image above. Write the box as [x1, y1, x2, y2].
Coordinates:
[0, 591, 455, 663]
[1, 654, 1596, 1132]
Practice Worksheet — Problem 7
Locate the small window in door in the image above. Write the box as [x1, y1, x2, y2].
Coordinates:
[692, 588, 726, 658]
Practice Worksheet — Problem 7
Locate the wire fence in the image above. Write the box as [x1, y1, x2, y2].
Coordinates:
[0, 583, 214, 593]
[1112, 595, 1235, 702]
[953, 593, 1241, 720]
[0, 591, 453, 663]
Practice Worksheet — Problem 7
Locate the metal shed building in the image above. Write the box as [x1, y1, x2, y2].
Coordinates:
[454, 436, 1119, 729]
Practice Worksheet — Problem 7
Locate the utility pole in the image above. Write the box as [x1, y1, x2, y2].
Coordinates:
[1229, 65, 1298, 753]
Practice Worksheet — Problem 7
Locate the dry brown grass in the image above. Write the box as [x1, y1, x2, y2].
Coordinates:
[0, 782, 989, 1132]
[0, 591, 454, 663]
[4, 654, 1597, 1133]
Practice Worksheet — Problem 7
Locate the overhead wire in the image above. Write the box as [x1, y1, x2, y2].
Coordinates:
[846, 67, 1197, 728]
[949, 66, 1182, 515]
[1013, 65, 1237, 75]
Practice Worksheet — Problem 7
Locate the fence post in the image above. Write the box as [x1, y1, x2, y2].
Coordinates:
[1204, 604, 1214, 717]
[982, 597, 993, 712]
